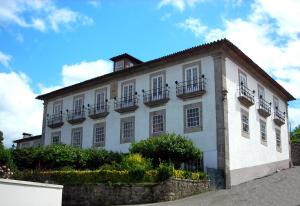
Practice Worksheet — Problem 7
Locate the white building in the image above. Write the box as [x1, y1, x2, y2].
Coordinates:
[36, 39, 295, 187]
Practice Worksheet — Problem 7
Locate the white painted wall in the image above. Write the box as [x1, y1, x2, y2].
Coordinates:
[0, 178, 63, 206]
[44, 56, 218, 169]
[225, 57, 289, 171]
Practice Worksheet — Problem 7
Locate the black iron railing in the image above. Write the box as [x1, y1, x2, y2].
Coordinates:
[67, 108, 85, 121]
[114, 95, 138, 110]
[258, 97, 271, 114]
[274, 108, 285, 123]
[47, 113, 63, 126]
[143, 88, 169, 103]
[239, 84, 254, 103]
[176, 78, 206, 96]
[88, 103, 109, 116]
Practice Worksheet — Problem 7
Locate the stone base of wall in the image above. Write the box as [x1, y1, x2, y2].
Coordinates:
[292, 143, 300, 166]
[62, 178, 209, 206]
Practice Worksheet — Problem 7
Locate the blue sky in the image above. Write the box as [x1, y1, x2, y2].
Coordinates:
[0, 0, 299, 146]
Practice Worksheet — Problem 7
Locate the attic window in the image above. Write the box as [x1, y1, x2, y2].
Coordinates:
[115, 60, 124, 71]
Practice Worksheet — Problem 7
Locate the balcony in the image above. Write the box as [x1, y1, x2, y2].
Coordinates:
[257, 97, 271, 118]
[238, 84, 255, 107]
[114, 95, 138, 113]
[143, 88, 170, 107]
[67, 109, 86, 124]
[88, 104, 109, 119]
[47, 113, 64, 128]
[273, 108, 285, 126]
[176, 77, 206, 99]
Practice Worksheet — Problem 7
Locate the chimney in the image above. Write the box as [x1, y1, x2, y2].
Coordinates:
[22, 133, 32, 139]
[110, 53, 143, 72]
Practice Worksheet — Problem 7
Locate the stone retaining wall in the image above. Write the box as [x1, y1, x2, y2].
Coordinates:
[62, 178, 209, 206]
[292, 143, 300, 166]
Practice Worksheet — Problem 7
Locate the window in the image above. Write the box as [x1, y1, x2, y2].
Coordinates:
[93, 123, 105, 147]
[122, 81, 135, 106]
[53, 101, 63, 115]
[51, 131, 61, 144]
[71, 127, 82, 148]
[115, 60, 124, 71]
[187, 108, 200, 128]
[273, 96, 279, 109]
[120, 116, 135, 143]
[184, 102, 202, 133]
[275, 128, 281, 151]
[151, 75, 163, 100]
[73, 95, 84, 116]
[150, 110, 166, 136]
[241, 109, 249, 137]
[239, 71, 247, 86]
[260, 120, 267, 143]
[257, 85, 265, 99]
[185, 66, 200, 92]
[95, 88, 107, 111]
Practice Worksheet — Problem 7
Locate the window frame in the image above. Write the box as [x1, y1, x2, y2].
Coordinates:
[238, 70, 247, 86]
[259, 119, 267, 145]
[53, 101, 63, 115]
[149, 109, 166, 136]
[73, 94, 84, 116]
[51, 131, 61, 145]
[183, 102, 203, 134]
[275, 128, 282, 152]
[257, 84, 265, 99]
[71, 127, 83, 148]
[95, 88, 107, 111]
[120, 116, 135, 144]
[93, 122, 106, 147]
[241, 108, 250, 138]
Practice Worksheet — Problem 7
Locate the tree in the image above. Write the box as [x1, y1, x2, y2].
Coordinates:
[291, 125, 300, 139]
[0, 131, 3, 148]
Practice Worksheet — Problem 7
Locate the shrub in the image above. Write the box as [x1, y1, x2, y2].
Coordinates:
[130, 133, 203, 167]
[121, 154, 152, 170]
[12, 145, 123, 171]
[157, 163, 174, 181]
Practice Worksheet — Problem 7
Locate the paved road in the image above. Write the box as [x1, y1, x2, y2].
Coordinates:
[131, 167, 300, 206]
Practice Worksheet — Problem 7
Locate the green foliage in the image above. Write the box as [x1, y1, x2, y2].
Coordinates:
[291, 125, 300, 143]
[121, 154, 152, 170]
[130, 133, 203, 167]
[0, 130, 3, 148]
[157, 163, 174, 181]
[12, 144, 123, 170]
[13, 168, 207, 184]
[0, 148, 15, 169]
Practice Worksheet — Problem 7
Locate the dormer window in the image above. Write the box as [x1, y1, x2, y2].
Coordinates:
[110, 53, 143, 72]
[115, 60, 125, 71]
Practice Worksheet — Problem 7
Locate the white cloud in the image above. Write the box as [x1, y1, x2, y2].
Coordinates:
[178, 0, 300, 126]
[0, 51, 12, 67]
[0, 0, 93, 32]
[179, 17, 207, 37]
[0, 58, 112, 147]
[88, 0, 101, 8]
[158, 0, 205, 12]
[0, 72, 43, 147]
[61, 59, 112, 86]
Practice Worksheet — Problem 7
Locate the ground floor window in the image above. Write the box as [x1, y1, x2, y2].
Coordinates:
[51, 131, 61, 144]
[183, 102, 202, 133]
[150, 109, 166, 136]
[71, 127, 82, 148]
[93, 123, 105, 147]
[260, 120, 267, 142]
[120, 116, 135, 143]
[275, 128, 281, 151]
[241, 109, 249, 138]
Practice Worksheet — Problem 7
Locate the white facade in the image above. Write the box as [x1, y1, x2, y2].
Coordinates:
[44, 56, 218, 169]
[0, 178, 63, 206]
[39, 40, 293, 186]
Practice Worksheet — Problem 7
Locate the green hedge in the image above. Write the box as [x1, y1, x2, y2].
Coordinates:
[13, 168, 207, 185]
[130, 133, 203, 167]
[12, 145, 122, 170]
